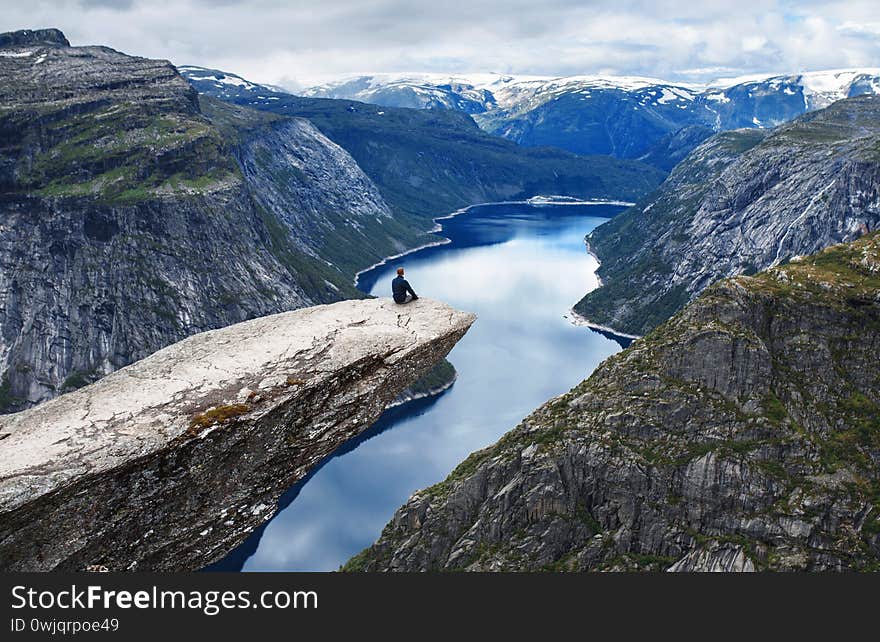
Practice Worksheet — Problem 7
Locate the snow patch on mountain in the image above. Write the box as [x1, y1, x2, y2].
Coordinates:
[178, 66, 286, 99]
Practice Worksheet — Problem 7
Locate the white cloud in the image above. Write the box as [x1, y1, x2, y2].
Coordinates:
[0, 0, 877, 88]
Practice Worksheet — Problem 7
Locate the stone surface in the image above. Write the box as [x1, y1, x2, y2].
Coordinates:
[348, 234, 880, 572]
[0, 298, 475, 571]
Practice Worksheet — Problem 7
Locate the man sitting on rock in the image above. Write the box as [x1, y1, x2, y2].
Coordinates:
[392, 267, 419, 304]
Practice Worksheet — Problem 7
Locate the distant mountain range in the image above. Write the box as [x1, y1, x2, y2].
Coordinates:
[297, 69, 880, 162]
[179, 66, 662, 224]
[177, 65, 289, 101]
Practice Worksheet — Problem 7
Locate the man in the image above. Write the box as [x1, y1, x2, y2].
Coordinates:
[392, 267, 419, 304]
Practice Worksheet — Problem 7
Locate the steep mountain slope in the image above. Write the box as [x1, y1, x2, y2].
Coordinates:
[637, 125, 716, 172]
[198, 98, 417, 276]
[0, 30, 398, 411]
[574, 96, 880, 336]
[349, 232, 880, 572]
[181, 67, 666, 221]
[302, 70, 880, 163]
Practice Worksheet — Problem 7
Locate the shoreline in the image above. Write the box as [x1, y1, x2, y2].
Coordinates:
[569, 233, 640, 343]
[354, 195, 640, 345]
[566, 308, 642, 341]
[352, 196, 634, 288]
[583, 237, 604, 287]
[386, 373, 457, 409]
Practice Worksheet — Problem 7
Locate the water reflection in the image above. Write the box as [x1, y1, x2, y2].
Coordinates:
[211, 202, 626, 571]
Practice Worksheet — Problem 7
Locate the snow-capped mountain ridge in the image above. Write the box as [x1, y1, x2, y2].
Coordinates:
[178, 65, 286, 101]
[301, 67, 880, 160]
[301, 67, 880, 115]
[707, 68, 880, 111]
[179, 63, 880, 165]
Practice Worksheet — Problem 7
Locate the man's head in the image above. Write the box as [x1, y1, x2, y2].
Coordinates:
[396, 267, 404, 276]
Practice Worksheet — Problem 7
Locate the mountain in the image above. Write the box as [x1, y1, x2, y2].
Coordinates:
[0, 29, 413, 411]
[302, 69, 880, 164]
[705, 69, 880, 128]
[177, 65, 288, 101]
[347, 232, 880, 572]
[1, 29, 663, 412]
[636, 125, 716, 172]
[475, 75, 711, 159]
[301, 73, 499, 113]
[180, 67, 666, 223]
[574, 95, 880, 337]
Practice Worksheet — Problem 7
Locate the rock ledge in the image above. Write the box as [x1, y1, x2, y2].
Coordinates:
[0, 298, 474, 571]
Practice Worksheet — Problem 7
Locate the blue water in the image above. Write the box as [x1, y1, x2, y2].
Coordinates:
[211, 202, 626, 571]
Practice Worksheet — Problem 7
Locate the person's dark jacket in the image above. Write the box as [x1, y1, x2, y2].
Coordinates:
[392, 275, 418, 303]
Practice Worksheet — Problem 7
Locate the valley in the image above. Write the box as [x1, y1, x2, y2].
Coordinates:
[1, 22, 878, 576]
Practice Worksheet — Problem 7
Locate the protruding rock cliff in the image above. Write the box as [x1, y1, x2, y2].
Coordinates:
[575, 95, 880, 336]
[348, 234, 880, 572]
[0, 298, 475, 571]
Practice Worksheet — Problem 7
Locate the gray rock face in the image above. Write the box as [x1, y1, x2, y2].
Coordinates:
[575, 96, 880, 336]
[0, 31, 400, 411]
[348, 234, 880, 572]
[0, 28, 69, 48]
[241, 118, 392, 238]
[0, 298, 475, 571]
[0, 190, 312, 410]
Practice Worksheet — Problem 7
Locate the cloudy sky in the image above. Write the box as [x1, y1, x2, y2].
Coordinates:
[2, 0, 879, 89]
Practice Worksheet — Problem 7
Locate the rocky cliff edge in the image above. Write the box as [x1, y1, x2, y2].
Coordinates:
[0, 298, 475, 571]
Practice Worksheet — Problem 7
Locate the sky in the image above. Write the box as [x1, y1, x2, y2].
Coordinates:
[1, 0, 879, 89]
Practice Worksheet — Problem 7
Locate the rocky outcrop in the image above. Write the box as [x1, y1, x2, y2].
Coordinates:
[348, 234, 880, 572]
[0, 298, 475, 571]
[0, 28, 69, 48]
[575, 96, 880, 336]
